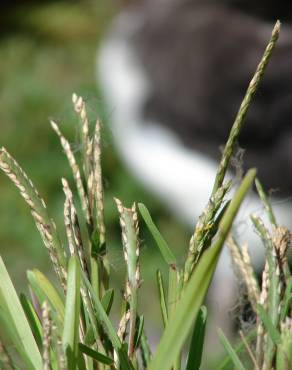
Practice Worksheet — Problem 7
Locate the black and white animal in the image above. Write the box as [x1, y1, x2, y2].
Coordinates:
[97, 0, 292, 330]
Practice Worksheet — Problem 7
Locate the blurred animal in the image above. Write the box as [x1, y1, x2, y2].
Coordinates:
[97, 0, 292, 337]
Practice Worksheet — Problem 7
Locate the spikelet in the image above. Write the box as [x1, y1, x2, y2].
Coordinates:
[115, 198, 140, 358]
[50, 120, 91, 226]
[184, 181, 231, 283]
[42, 301, 52, 370]
[92, 119, 106, 244]
[62, 178, 89, 276]
[72, 93, 92, 180]
[227, 236, 260, 311]
[0, 147, 67, 288]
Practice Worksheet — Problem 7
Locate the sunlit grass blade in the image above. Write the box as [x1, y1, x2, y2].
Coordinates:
[218, 328, 245, 370]
[156, 270, 168, 327]
[62, 256, 81, 369]
[147, 169, 256, 370]
[0, 257, 42, 370]
[79, 344, 114, 365]
[27, 269, 65, 322]
[138, 203, 177, 267]
[185, 306, 207, 370]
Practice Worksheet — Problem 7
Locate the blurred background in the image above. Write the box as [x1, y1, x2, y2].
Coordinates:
[0, 0, 190, 343]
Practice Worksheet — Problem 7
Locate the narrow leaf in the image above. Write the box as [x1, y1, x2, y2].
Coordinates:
[82, 271, 134, 370]
[138, 203, 177, 266]
[79, 343, 114, 365]
[27, 269, 65, 322]
[257, 304, 281, 345]
[186, 306, 207, 370]
[20, 293, 43, 348]
[156, 270, 168, 327]
[62, 256, 81, 367]
[134, 315, 144, 350]
[101, 289, 114, 315]
[0, 257, 42, 370]
[218, 328, 245, 370]
[147, 169, 256, 370]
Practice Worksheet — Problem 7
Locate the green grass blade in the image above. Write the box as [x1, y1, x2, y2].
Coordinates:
[255, 178, 277, 226]
[81, 271, 134, 370]
[218, 329, 245, 370]
[79, 343, 114, 365]
[218, 329, 257, 369]
[147, 169, 256, 370]
[156, 270, 168, 327]
[134, 315, 144, 350]
[167, 268, 182, 370]
[138, 203, 177, 267]
[147, 239, 217, 370]
[257, 304, 281, 345]
[0, 306, 31, 367]
[185, 306, 207, 370]
[280, 276, 292, 321]
[20, 293, 43, 348]
[101, 288, 114, 315]
[62, 256, 81, 368]
[27, 269, 65, 322]
[0, 257, 42, 370]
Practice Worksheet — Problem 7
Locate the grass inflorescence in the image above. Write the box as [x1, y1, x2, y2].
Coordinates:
[0, 21, 291, 370]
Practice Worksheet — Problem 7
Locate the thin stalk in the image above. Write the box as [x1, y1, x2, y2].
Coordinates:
[212, 21, 281, 195]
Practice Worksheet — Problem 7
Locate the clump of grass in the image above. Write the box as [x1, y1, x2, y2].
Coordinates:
[0, 20, 290, 370]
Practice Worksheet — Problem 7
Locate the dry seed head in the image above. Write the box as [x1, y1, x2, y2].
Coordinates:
[72, 93, 91, 176]
[227, 237, 259, 311]
[51, 120, 91, 225]
[62, 178, 88, 274]
[272, 226, 291, 262]
[280, 317, 292, 333]
[0, 147, 67, 288]
[117, 310, 131, 341]
[260, 262, 269, 307]
[115, 198, 141, 303]
[42, 301, 52, 370]
[242, 243, 260, 302]
[93, 120, 106, 244]
[62, 178, 76, 256]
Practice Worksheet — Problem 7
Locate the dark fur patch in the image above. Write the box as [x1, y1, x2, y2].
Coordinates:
[125, 1, 292, 193]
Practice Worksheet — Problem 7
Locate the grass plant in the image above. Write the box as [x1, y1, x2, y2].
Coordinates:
[0, 21, 291, 370]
